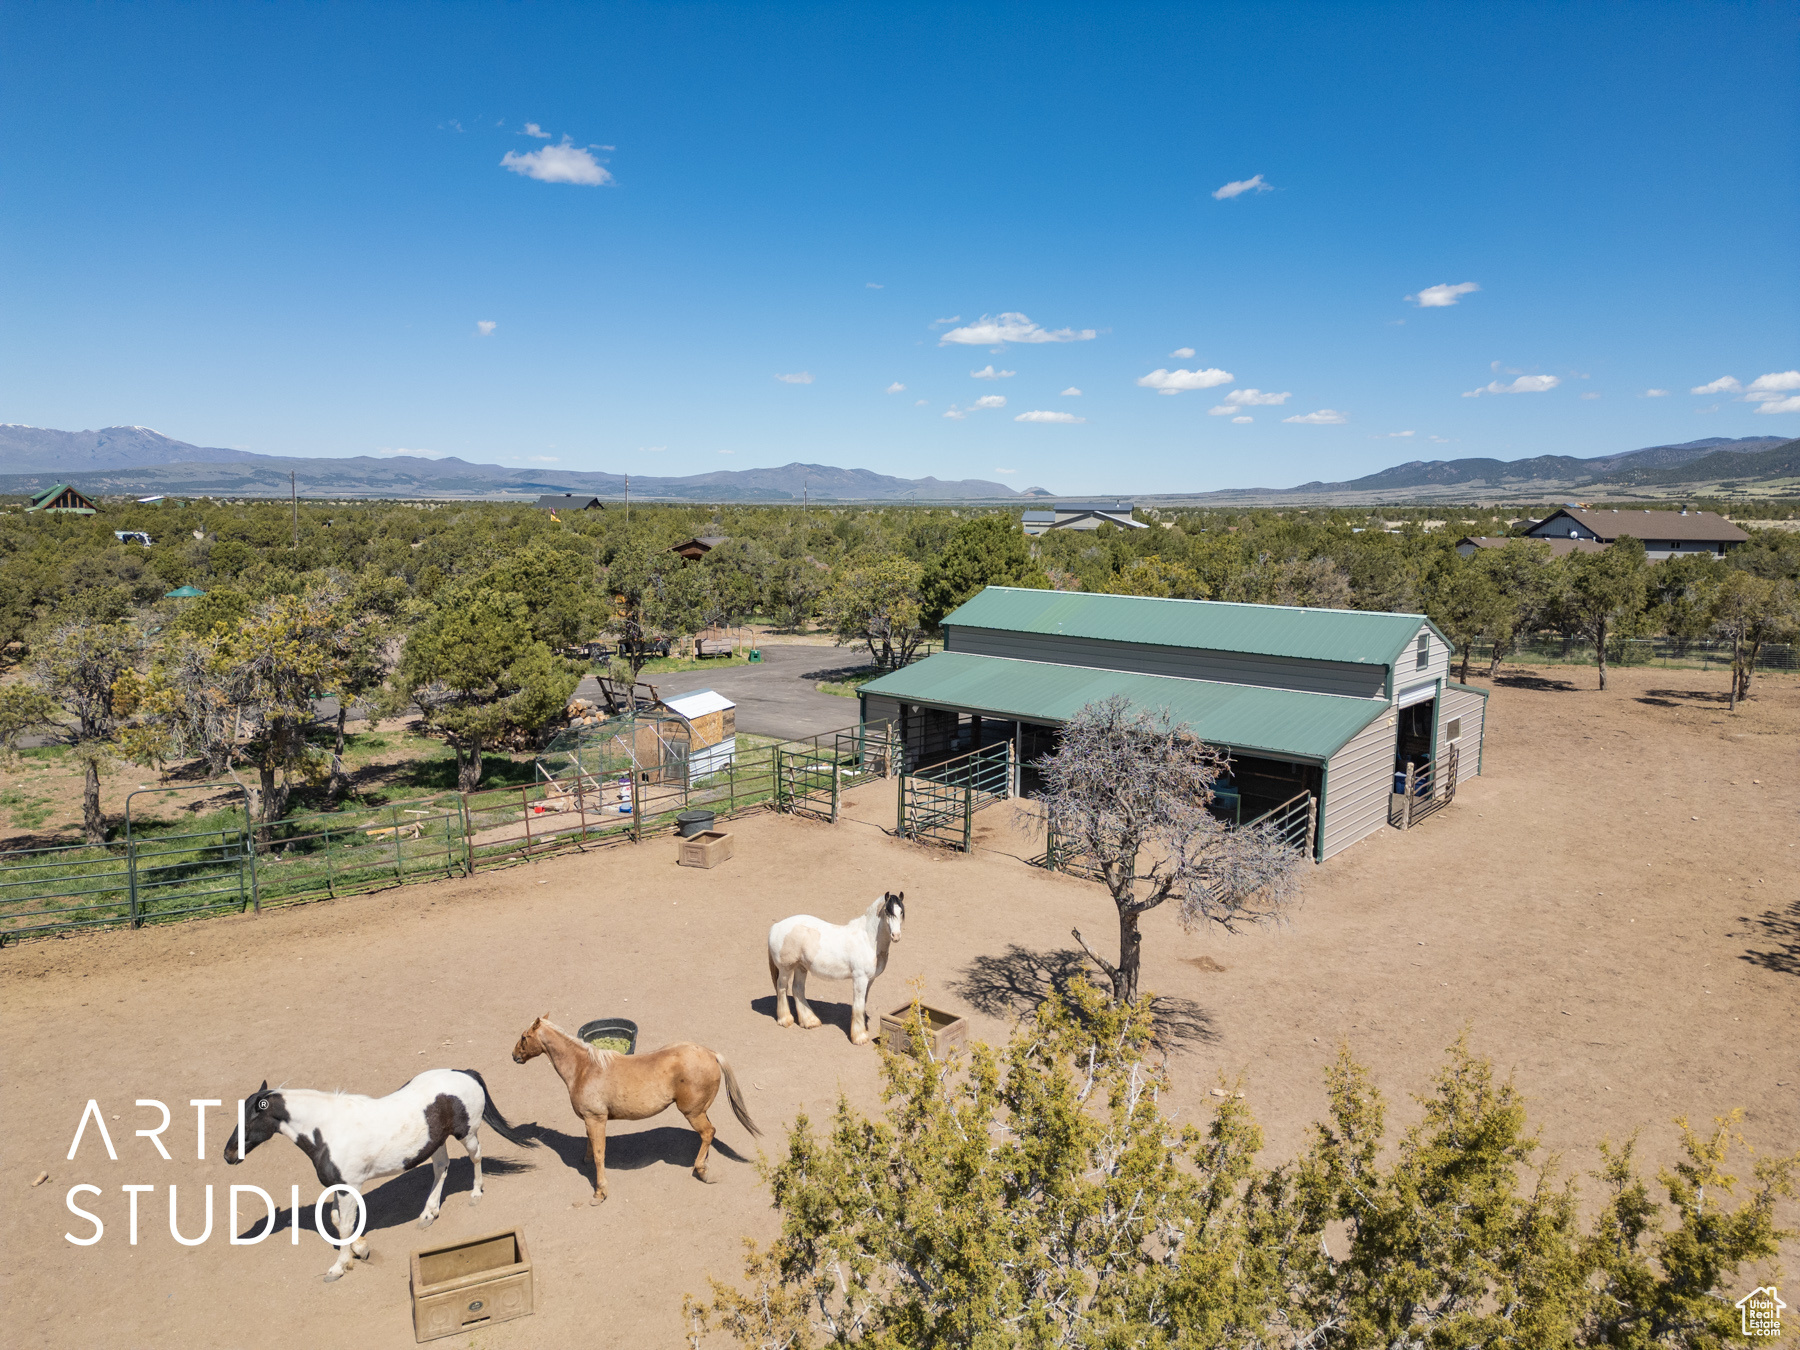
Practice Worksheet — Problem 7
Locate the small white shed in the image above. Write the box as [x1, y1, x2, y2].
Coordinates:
[659, 689, 738, 778]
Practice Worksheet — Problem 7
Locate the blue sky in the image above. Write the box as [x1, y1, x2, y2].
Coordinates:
[3, 2, 1796, 492]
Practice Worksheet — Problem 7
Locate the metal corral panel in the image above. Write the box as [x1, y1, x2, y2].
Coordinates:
[943, 587, 1445, 668]
[952, 627, 1387, 699]
[1321, 704, 1399, 859]
[1441, 682, 1489, 782]
[861, 652, 1386, 762]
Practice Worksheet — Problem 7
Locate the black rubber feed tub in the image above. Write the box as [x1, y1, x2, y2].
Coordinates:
[578, 1018, 638, 1055]
[676, 810, 716, 838]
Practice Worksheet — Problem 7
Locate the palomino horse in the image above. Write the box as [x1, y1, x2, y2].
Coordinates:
[767, 891, 904, 1045]
[224, 1068, 533, 1282]
[510, 1017, 760, 1205]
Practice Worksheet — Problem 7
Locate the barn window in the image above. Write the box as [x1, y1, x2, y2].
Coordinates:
[1416, 633, 1429, 669]
[1444, 717, 1462, 743]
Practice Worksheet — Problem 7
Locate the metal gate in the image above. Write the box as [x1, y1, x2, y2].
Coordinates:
[777, 743, 844, 822]
[124, 785, 259, 925]
[897, 742, 1010, 851]
[1390, 744, 1459, 830]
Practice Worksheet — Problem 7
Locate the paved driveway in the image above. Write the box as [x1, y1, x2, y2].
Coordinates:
[574, 642, 870, 741]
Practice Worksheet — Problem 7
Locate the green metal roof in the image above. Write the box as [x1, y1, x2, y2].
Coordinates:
[163, 585, 207, 598]
[944, 587, 1442, 667]
[862, 652, 1386, 762]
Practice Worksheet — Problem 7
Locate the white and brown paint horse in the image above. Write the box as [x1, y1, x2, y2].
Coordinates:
[767, 891, 904, 1044]
[511, 1017, 760, 1205]
[224, 1068, 533, 1281]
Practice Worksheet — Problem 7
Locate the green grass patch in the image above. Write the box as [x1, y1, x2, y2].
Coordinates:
[612, 651, 756, 677]
[0, 790, 54, 829]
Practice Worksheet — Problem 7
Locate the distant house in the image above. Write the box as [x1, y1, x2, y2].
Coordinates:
[1455, 535, 1607, 560]
[1021, 501, 1147, 535]
[114, 530, 153, 547]
[1522, 508, 1747, 560]
[533, 493, 604, 511]
[669, 535, 728, 562]
[25, 483, 97, 515]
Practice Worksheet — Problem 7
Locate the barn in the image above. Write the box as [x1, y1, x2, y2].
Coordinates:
[858, 587, 1488, 861]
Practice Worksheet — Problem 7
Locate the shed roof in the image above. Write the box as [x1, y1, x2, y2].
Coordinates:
[533, 494, 603, 509]
[862, 651, 1385, 761]
[662, 688, 735, 718]
[943, 587, 1439, 667]
[1529, 508, 1747, 543]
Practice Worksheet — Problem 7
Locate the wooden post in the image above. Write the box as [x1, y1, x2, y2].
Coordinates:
[896, 771, 906, 836]
[1402, 764, 1416, 831]
[1304, 794, 1316, 861]
[390, 804, 404, 879]
[460, 794, 474, 874]
[831, 763, 841, 824]
[962, 781, 973, 852]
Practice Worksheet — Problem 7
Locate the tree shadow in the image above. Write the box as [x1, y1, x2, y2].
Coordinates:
[798, 662, 879, 683]
[233, 1155, 534, 1242]
[749, 993, 858, 1040]
[951, 943, 1217, 1053]
[1644, 687, 1732, 705]
[1496, 673, 1578, 692]
[1739, 898, 1800, 978]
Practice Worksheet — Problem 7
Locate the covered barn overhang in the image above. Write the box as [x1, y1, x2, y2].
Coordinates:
[861, 651, 1386, 764]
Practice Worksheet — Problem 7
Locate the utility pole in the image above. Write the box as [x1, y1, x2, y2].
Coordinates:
[625, 474, 630, 524]
[290, 471, 298, 548]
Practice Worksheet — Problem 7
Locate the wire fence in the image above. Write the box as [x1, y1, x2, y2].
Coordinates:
[0, 721, 895, 944]
[1469, 637, 1796, 672]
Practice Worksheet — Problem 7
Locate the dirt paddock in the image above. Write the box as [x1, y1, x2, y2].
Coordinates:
[3, 662, 1797, 1348]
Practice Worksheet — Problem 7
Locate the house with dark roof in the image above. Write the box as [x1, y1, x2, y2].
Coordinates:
[1455, 535, 1607, 559]
[1522, 508, 1747, 560]
[1021, 501, 1146, 535]
[25, 483, 97, 515]
[860, 586, 1487, 862]
[669, 535, 728, 562]
[533, 493, 604, 511]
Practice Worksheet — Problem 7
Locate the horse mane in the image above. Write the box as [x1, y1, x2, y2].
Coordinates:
[540, 1018, 610, 1065]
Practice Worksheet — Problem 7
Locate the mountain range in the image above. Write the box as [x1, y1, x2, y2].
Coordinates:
[0, 424, 1794, 504]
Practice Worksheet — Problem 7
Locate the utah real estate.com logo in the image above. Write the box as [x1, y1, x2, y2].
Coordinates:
[1737, 1286, 1784, 1339]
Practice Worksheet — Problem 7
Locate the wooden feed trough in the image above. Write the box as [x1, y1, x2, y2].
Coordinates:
[410, 1227, 534, 1342]
[678, 830, 734, 869]
[877, 1004, 969, 1058]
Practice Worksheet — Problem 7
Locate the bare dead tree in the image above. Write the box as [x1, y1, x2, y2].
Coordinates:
[1027, 695, 1307, 1004]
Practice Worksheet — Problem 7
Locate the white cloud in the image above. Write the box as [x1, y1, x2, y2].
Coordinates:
[500, 138, 614, 186]
[942, 407, 965, 420]
[1231, 416, 1253, 424]
[1283, 409, 1349, 424]
[1015, 410, 1086, 423]
[1212, 174, 1272, 200]
[971, 395, 1007, 410]
[1745, 370, 1800, 398]
[1428, 435, 1453, 444]
[885, 382, 906, 394]
[718, 449, 734, 454]
[939, 312, 1096, 346]
[640, 445, 666, 453]
[1753, 395, 1800, 414]
[1407, 282, 1481, 308]
[1219, 387, 1290, 407]
[1060, 386, 1082, 396]
[476, 320, 497, 336]
[1690, 375, 1741, 394]
[1137, 367, 1234, 395]
[1207, 405, 1238, 417]
[970, 365, 1016, 380]
[1382, 430, 1416, 438]
[994, 467, 1017, 474]
[529, 455, 559, 462]
[775, 371, 814, 384]
[914, 399, 927, 406]
[1580, 391, 1601, 400]
[931, 316, 961, 327]
[521, 122, 552, 139]
[374, 446, 453, 458]
[1643, 389, 1669, 397]
[1463, 375, 1560, 397]
[1169, 347, 1196, 358]
[866, 282, 884, 289]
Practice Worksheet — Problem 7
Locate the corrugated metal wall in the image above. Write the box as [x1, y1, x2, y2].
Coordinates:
[1321, 705, 1397, 859]
[949, 627, 1387, 699]
[1440, 685, 1487, 782]
[1390, 623, 1451, 702]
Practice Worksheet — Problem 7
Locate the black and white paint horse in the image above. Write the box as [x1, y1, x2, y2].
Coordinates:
[224, 1067, 533, 1281]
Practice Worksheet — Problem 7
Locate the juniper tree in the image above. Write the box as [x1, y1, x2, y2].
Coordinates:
[27, 620, 144, 843]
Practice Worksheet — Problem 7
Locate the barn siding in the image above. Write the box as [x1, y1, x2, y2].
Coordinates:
[861, 694, 902, 729]
[1389, 622, 1452, 703]
[1321, 705, 1397, 860]
[1440, 685, 1487, 782]
[948, 627, 1387, 699]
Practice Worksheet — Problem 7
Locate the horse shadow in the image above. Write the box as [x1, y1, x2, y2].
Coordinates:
[233, 1156, 535, 1242]
[951, 943, 1218, 1053]
[1740, 898, 1800, 978]
[522, 1122, 751, 1182]
[749, 993, 859, 1040]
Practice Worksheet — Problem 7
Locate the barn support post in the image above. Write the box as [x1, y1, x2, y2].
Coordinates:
[1402, 764, 1416, 831]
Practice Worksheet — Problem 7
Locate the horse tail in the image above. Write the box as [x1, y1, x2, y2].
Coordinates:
[768, 952, 780, 990]
[714, 1053, 762, 1137]
[461, 1068, 536, 1148]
